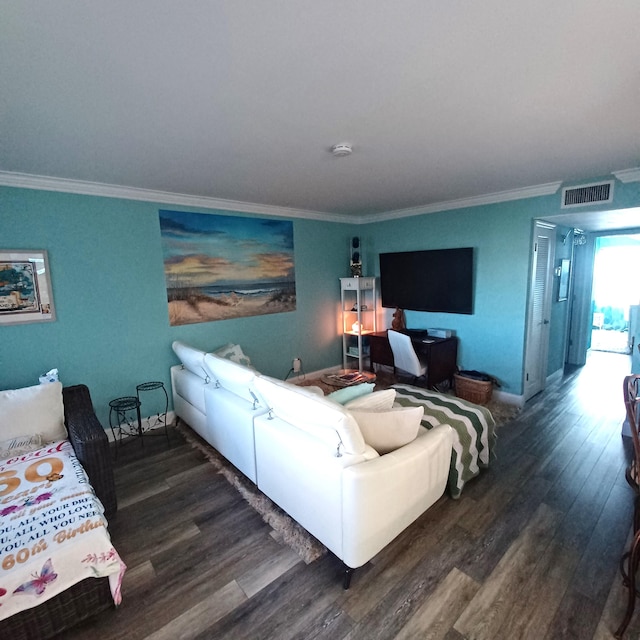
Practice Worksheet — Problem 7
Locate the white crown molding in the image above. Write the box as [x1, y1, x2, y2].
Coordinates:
[359, 181, 563, 224]
[613, 167, 640, 183]
[2, 169, 636, 225]
[0, 171, 351, 223]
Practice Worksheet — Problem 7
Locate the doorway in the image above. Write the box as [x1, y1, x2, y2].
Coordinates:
[590, 234, 640, 355]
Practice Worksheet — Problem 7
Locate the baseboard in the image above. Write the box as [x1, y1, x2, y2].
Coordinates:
[105, 410, 176, 442]
[492, 389, 525, 408]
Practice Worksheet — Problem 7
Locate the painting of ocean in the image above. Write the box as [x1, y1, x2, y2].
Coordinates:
[159, 210, 296, 325]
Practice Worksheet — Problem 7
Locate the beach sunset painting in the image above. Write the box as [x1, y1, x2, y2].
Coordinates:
[159, 210, 296, 325]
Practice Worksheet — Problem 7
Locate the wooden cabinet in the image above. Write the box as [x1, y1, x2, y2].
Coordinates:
[340, 277, 377, 371]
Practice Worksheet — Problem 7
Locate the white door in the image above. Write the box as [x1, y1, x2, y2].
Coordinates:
[524, 222, 556, 400]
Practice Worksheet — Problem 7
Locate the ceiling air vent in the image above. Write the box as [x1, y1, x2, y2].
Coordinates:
[561, 180, 614, 208]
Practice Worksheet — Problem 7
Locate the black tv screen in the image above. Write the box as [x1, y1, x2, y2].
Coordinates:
[379, 247, 474, 314]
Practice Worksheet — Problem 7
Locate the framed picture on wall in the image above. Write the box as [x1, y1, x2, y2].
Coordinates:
[0, 250, 56, 325]
[558, 258, 571, 302]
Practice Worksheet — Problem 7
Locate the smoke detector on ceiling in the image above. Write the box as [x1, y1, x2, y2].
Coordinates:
[331, 143, 353, 157]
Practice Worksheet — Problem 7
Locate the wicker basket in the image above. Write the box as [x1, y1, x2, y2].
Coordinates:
[454, 373, 493, 405]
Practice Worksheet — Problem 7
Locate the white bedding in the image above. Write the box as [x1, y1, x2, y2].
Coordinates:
[0, 440, 125, 621]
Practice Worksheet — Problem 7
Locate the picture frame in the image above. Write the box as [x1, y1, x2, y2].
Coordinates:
[0, 250, 56, 325]
[558, 258, 571, 302]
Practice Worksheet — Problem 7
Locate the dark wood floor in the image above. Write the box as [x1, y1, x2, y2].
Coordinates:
[62, 350, 639, 639]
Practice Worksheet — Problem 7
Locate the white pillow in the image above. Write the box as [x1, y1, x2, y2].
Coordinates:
[344, 388, 396, 411]
[0, 434, 43, 460]
[349, 405, 424, 454]
[214, 343, 252, 368]
[0, 382, 67, 444]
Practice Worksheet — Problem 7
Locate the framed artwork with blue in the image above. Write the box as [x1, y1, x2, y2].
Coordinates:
[159, 210, 296, 326]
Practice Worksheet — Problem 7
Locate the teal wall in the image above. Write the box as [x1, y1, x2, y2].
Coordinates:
[365, 177, 640, 394]
[0, 187, 357, 426]
[2, 174, 639, 425]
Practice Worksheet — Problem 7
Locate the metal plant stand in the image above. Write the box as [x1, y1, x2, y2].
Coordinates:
[136, 381, 170, 447]
[108, 396, 142, 457]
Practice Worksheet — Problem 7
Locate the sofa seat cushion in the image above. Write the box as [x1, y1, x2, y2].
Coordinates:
[254, 375, 366, 455]
[0, 381, 66, 443]
[349, 405, 424, 455]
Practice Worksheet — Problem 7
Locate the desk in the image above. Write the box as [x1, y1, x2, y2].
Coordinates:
[368, 331, 458, 388]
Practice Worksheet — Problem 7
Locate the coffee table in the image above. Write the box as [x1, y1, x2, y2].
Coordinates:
[320, 369, 377, 388]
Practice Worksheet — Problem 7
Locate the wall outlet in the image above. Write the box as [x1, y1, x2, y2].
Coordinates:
[293, 357, 301, 373]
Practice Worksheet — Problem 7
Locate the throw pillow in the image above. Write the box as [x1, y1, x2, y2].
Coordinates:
[214, 343, 252, 368]
[344, 388, 396, 410]
[349, 405, 424, 455]
[327, 383, 374, 405]
[0, 434, 43, 460]
[0, 381, 67, 444]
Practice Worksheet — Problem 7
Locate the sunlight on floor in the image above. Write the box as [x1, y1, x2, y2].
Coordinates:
[591, 329, 630, 354]
[573, 350, 631, 417]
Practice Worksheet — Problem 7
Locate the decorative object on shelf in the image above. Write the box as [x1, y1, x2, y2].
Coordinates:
[351, 320, 361, 333]
[0, 250, 55, 325]
[350, 236, 362, 277]
[391, 307, 406, 331]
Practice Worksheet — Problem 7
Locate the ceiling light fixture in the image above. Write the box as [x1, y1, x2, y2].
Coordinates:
[331, 143, 353, 157]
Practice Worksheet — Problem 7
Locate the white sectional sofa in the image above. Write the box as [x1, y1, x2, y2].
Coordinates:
[170, 341, 454, 587]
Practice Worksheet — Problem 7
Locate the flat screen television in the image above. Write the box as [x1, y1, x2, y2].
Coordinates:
[379, 247, 474, 314]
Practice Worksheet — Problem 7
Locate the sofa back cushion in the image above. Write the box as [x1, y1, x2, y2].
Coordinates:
[0, 381, 67, 444]
[172, 341, 208, 380]
[203, 353, 261, 405]
[254, 375, 366, 455]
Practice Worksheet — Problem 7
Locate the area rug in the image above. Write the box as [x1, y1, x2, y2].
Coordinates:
[296, 373, 520, 428]
[174, 420, 327, 564]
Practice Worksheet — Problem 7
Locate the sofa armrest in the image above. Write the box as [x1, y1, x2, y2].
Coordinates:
[62, 385, 117, 518]
[341, 423, 454, 568]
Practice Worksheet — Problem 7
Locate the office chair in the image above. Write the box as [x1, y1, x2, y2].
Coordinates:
[387, 329, 427, 384]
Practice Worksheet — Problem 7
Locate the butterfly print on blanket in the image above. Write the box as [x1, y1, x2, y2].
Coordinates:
[13, 559, 58, 596]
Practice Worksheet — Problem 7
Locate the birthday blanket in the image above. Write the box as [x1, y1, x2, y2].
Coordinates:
[392, 384, 497, 499]
[0, 440, 125, 621]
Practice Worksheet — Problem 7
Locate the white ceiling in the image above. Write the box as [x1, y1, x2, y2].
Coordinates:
[1, 1, 639, 224]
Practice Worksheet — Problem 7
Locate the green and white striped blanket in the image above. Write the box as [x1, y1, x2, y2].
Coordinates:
[392, 384, 497, 499]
